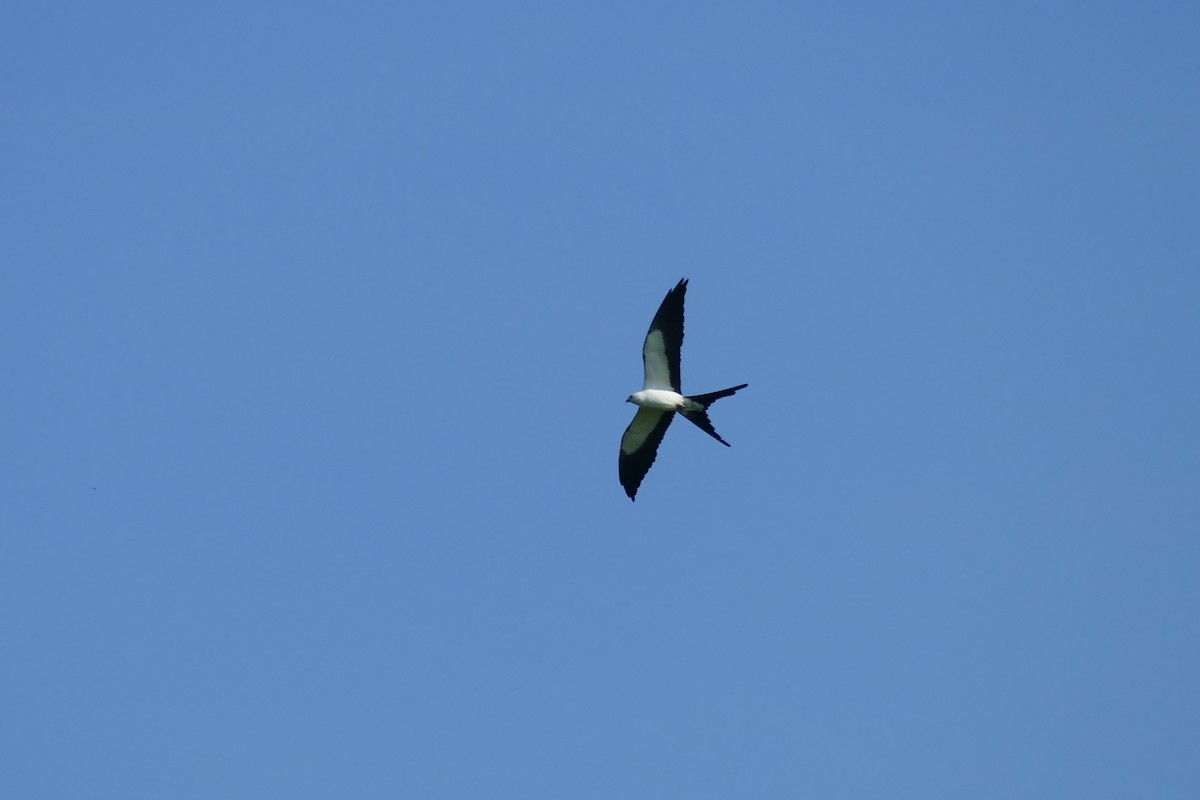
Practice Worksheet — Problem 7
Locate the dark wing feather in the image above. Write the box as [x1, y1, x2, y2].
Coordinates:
[619, 409, 676, 501]
[642, 278, 687, 392]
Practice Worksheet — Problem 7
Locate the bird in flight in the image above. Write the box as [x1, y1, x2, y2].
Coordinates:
[619, 278, 748, 501]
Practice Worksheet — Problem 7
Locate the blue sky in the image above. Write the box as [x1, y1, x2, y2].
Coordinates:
[3, 2, 1198, 797]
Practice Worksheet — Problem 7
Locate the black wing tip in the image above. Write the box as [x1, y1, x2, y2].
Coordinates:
[650, 280, 689, 323]
[620, 464, 649, 501]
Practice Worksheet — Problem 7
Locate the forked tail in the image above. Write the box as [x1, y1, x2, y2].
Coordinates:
[681, 383, 748, 446]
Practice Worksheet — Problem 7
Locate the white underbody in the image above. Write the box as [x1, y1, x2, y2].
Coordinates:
[627, 389, 703, 412]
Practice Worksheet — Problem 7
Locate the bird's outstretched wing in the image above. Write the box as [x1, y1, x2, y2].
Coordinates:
[642, 278, 686, 392]
[619, 408, 676, 501]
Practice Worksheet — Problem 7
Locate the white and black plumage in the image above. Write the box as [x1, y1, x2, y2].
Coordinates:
[619, 279, 748, 501]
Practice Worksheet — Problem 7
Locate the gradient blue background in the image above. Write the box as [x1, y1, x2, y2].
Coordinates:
[4, 3, 1198, 797]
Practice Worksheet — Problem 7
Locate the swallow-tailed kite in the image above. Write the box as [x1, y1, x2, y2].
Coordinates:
[619, 278, 747, 501]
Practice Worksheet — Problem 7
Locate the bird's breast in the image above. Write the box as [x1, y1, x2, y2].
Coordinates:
[629, 389, 686, 410]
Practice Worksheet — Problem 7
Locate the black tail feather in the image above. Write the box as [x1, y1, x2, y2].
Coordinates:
[687, 383, 749, 408]
[680, 409, 730, 446]
[681, 383, 747, 446]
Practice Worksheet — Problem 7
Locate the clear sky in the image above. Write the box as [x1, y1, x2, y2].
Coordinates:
[3, 3, 1198, 798]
